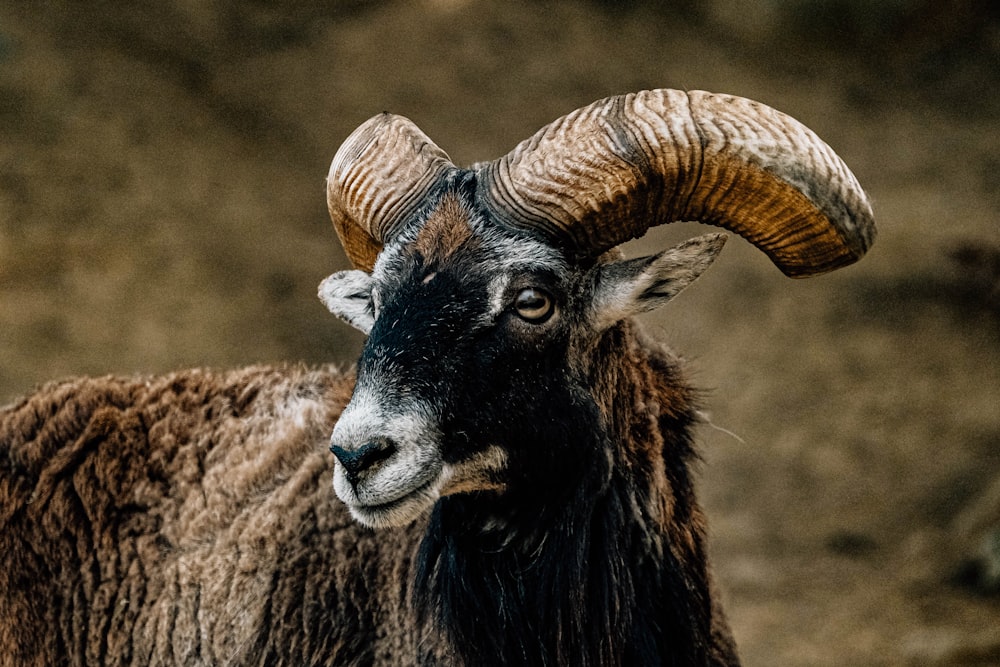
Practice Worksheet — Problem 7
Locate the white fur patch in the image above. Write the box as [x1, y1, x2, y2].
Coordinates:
[330, 386, 444, 527]
[318, 270, 375, 334]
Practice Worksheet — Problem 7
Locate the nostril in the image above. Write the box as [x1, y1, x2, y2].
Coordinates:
[330, 438, 398, 483]
[355, 438, 398, 470]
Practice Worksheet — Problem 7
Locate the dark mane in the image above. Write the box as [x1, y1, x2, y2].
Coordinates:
[412, 324, 722, 666]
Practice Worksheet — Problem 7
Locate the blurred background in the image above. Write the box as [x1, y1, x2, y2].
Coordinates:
[1, 0, 998, 663]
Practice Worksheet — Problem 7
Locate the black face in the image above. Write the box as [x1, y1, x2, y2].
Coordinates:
[322, 182, 627, 529]
[360, 242, 592, 491]
[359, 255, 493, 411]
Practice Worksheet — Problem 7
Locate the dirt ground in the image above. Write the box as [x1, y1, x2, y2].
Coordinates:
[1, 1, 998, 664]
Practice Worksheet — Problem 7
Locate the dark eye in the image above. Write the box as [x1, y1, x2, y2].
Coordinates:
[513, 288, 554, 323]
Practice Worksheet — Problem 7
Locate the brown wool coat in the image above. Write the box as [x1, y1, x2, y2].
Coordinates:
[0, 366, 433, 666]
[1, 356, 739, 665]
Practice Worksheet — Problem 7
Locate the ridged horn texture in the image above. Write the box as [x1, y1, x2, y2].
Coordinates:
[327, 113, 456, 270]
[476, 89, 875, 276]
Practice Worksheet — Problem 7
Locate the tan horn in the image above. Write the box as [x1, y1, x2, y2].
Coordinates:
[476, 89, 875, 277]
[327, 113, 456, 271]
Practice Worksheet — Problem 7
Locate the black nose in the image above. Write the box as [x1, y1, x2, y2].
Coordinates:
[330, 438, 398, 485]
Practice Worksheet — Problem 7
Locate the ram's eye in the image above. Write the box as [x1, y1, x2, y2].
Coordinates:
[513, 288, 554, 323]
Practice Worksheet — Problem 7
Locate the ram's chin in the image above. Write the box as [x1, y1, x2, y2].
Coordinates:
[345, 483, 440, 529]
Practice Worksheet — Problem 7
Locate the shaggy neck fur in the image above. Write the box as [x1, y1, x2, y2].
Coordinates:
[412, 323, 718, 666]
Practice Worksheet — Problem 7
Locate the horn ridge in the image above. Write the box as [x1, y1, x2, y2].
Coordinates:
[327, 113, 456, 270]
[477, 88, 875, 276]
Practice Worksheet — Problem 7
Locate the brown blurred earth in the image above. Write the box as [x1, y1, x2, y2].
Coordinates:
[1, 1, 999, 664]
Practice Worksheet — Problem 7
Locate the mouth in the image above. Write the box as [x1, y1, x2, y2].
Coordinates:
[331, 442, 445, 529]
[333, 446, 510, 528]
[345, 478, 440, 528]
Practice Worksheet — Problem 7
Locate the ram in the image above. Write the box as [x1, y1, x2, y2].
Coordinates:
[0, 89, 874, 666]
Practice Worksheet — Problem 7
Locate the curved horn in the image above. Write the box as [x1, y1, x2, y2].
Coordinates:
[328, 113, 456, 270]
[477, 89, 875, 277]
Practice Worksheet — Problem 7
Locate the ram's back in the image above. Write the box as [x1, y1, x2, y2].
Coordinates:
[0, 365, 418, 666]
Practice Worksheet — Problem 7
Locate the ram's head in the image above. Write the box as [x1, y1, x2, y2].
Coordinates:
[320, 89, 875, 528]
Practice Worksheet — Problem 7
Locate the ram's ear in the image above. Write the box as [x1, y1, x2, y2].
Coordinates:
[318, 270, 375, 334]
[590, 233, 727, 330]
